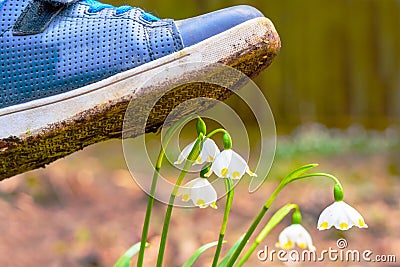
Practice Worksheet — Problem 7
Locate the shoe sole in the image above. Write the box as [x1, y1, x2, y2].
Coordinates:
[0, 17, 280, 180]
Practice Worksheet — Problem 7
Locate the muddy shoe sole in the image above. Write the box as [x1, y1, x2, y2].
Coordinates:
[0, 17, 280, 180]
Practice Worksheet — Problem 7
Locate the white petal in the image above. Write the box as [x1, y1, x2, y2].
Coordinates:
[246, 166, 257, 177]
[318, 201, 367, 230]
[227, 150, 248, 179]
[332, 203, 352, 230]
[190, 178, 218, 209]
[209, 150, 232, 178]
[174, 140, 196, 165]
[177, 178, 199, 201]
[291, 224, 315, 251]
[317, 201, 339, 230]
[200, 138, 220, 163]
[277, 224, 315, 251]
[276, 226, 295, 249]
[340, 201, 368, 229]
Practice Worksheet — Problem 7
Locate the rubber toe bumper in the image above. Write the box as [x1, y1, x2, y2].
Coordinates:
[175, 5, 264, 47]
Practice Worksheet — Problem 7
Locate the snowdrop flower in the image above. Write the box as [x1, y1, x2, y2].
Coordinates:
[177, 178, 218, 209]
[174, 138, 220, 165]
[317, 201, 368, 230]
[275, 224, 316, 251]
[205, 149, 256, 179]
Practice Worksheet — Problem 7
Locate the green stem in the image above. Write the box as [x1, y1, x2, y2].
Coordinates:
[226, 205, 268, 267]
[226, 172, 342, 266]
[212, 178, 234, 267]
[137, 114, 198, 267]
[206, 129, 229, 139]
[237, 242, 257, 267]
[294, 173, 342, 186]
[156, 136, 202, 267]
[236, 204, 299, 267]
[137, 150, 164, 267]
[156, 164, 190, 267]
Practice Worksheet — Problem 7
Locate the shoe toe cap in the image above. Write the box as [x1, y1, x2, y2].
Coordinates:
[175, 5, 264, 47]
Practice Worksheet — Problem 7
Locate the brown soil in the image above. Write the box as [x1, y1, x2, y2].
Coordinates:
[0, 140, 398, 266]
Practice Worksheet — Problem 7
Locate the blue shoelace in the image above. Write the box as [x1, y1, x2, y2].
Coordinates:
[0, 0, 6, 9]
[82, 0, 160, 21]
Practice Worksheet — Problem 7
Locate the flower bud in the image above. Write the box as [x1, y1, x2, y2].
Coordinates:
[196, 117, 207, 136]
[200, 164, 211, 178]
[334, 184, 344, 202]
[292, 209, 302, 224]
[222, 133, 232, 150]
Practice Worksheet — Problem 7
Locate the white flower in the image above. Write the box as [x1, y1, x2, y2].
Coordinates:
[205, 149, 256, 179]
[275, 224, 316, 251]
[317, 201, 368, 230]
[177, 178, 218, 209]
[174, 138, 220, 165]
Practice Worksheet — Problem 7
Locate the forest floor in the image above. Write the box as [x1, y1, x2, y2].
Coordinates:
[0, 125, 399, 267]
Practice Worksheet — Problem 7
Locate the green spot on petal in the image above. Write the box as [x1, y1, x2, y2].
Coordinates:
[340, 222, 349, 229]
[248, 170, 256, 176]
[283, 240, 293, 249]
[320, 222, 329, 229]
[196, 199, 205, 207]
[221, 168, 229, 177]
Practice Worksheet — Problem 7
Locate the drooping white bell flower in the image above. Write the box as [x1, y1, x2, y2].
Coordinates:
[174, 138, 220, 165]
[177, 178, 218, 209]
[205, 149, 256, 179]
[317, 201, 368, 230]
[275, 224, 316, 251]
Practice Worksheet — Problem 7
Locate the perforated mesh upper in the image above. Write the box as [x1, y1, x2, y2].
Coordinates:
[0, 0, 6, 9]
[0, 0, 183, 108]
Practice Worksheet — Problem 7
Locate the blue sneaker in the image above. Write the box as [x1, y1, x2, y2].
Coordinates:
[0, 0, 280, 179]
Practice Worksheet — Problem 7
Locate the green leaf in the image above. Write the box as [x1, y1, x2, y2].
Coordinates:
[114, 242, 149, 267]
[256, 204, 298, 243]
[182, 241, 223, 267]
[218, 234, 245, 267]
[282, 164, 318, 185]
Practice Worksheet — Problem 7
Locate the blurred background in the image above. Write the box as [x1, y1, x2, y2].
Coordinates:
[113, 0, 400, 131]
[0, 0, 399, 266]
